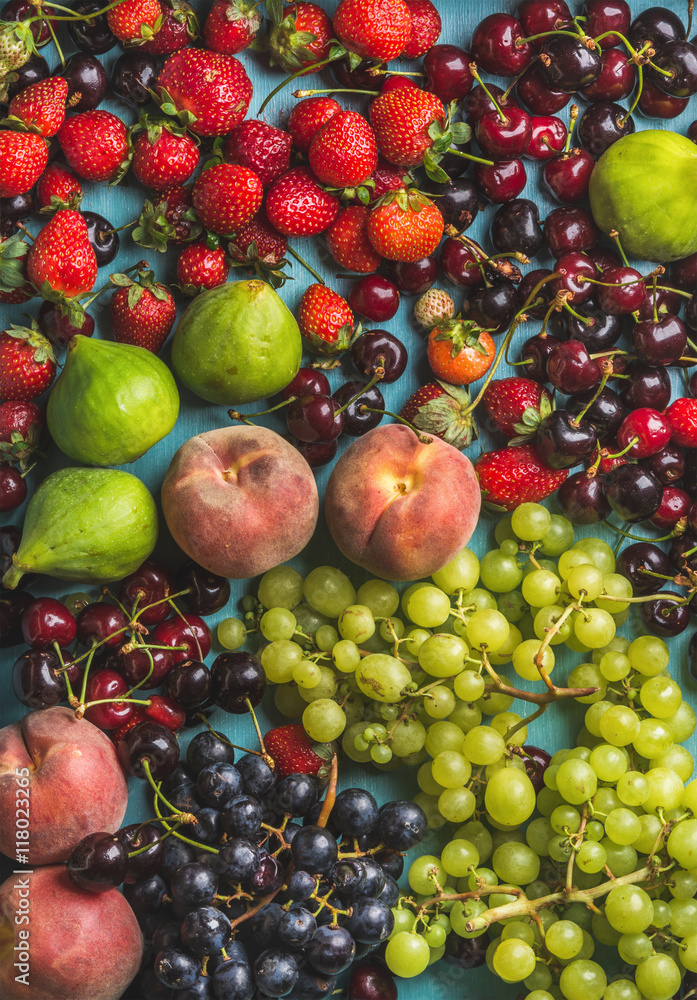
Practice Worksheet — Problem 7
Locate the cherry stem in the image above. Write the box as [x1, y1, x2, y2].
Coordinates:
[78, 645, 96, 706]
[367, 68, 424, 78]
[152, 781, 220, 854]
[657, 284, 694, 300]
[688, 0, 694, 39]
[228, 397, 295, 424]
[609, 230, 630, 267]
[317, 755, 338, 828]
[258, 56, 337, 114]
[245, 699, 272, 766]
[562, 299, 594, 326]
[645, 58, 673, 78]
[572, 368, 611, 424]
[468, 63, 506, 123]
[604, 521, 677, 543]
[334, 367, 384, 415]
[285, 245, 325, 285]
[564, 104, 579, 153]
[292, 88, 379, 97]
[447, 148, 495, 167]
[53, 643, 75, 702]
[518, 28, 591, 45]
[195, 712, 266, 758]
[359, 406, 432, 444]
[604, 436, 639, 460]
[127, 824, 180, 858]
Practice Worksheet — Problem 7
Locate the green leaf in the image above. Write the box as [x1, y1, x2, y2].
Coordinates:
[109, 273, 134, 288]
[266, 0, 283, 24]
[449, 122, 471, 145]
[127, 283, 145, 309]
[423, 149, 450, 184]
[427, 120, 445, 141]
[348, 50, 362, 71]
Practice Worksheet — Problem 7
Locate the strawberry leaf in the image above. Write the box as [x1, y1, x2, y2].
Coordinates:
[423, 148, 450, 184]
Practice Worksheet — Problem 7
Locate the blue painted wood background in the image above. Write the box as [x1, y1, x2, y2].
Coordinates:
[1, 1, 696, 997]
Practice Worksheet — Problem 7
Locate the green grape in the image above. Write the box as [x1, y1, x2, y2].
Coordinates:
[604, 980, 642, 1000]
[425, 720, 465, 757]
[463, 726, 505, 766]
[640, 675, 683, 718]
[261, 639, 304, 683]
[573, 537, 615, 574]
[512, 639, 555, 682]
[422, 923, 446, 949]
[522, 569, 561, 607]
[500, 539, 519, 556]
[584, 820, 604, 842]
[432, 547, 480, 594]
[418, 761, 443, 795]
[525, 993, 554, 1000]
[485, 768, 536, 826]
[303, 566, 356, 618]
[495, 589, 528, 623]
[594, 573, 633, 613]
[356, 579, 399, 618]
[668, 869, 697, 899]
[684, 777, 697, 814]
[292, 658, 321, 689]
[642, 767, 685, 815]
[495, 515, 517, 545]
[667, 817, 697, 870]
[526, 816, 554, 856]
[424, 685, 456, 719]
[298, 664, 337, 703]
[448, 700, 482, 733]
[302, 698, 346, 742]
[511, 502, 552, 542]
[545, 919, 583, 960]
[371, 743, 392, 763]
[670, 898, 697, 937]
[575, 840, 606, 874]
[355, 653, 411, 703]
[539, 514, 575, 556]
[489, 711, 527, 747]
[438, 786, 476, 823]
[337, 604, 375, 643]
[402, 627, 432, 657]
[598, 650, 631, 682]
[634, 954, 681, 1000]
[589, 743, 628, 782]
[653, 744, 693, 782]
[633, 718, 674, 759]
[390, 907, 416, 936]
[457, 822, 493, 865]
[260, 607, 297, 641]
[418, 633, 467, 678]
[567, 564, 604, 601]
[217, 616, 247, 649]
[379, 616, 405, 643]
[605, 808, 641, 846]
[454, 669, 485, 702]
[549, 835, 572, 863]
[274, 682, 307, 718]
[413, 791, 446, 831]
[592, 635, 630, 663]
[441, 838, 479, 877]
[466, 609, 510, 652]
[342, 692, 364, 726]
[384, 932, 430, 978]
[258, 565, 304, 610]
[342, 721, 372, 762]
[332, 639, 360, 674]
[451, 898, 488, 938]
[667, 701, 697, 743]
[314, 625, 338, 652]
[479, 548, 523, 593]
[501, 921, 535, 947]
[293, 604, 333, 646]
[492, 842, 540, 884]
[550, 804, 581, 834]
[534, 605, 573, 645]
[555, 758, 597, 805]
[558, 549, 594, 580]
[466, 866, 497, 892]
[492, 937, 537, 982]
[537, 787, 564, 816]
[598, 704, 640, 746]
[592, 786, 621, 819]
[404, 585, 451, 628]
[590, 912, 620, 946]
[558, 959, 606, 1000]
[432, 750, 472, 788]
[573, 608, 615, 648]
[604, 885, 654, 934]
[615, 772, 650, 809]
[628, 635, 670, 677]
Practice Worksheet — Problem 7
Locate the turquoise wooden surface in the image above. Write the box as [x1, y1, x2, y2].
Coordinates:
[1, 1, 696, 997]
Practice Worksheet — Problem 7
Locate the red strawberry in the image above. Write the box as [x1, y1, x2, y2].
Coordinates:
[8, 75, 69, 137]
[298, 284, 354, 356]
[0, 131, 48, 197]
[140, 0, 195, 53]
[370, 88, 445, 167]
[326, 205, 382, 274]
[229, 212, 288, 287]
[482, 377, 553, 440]
[308, 110, 378, 189]
[57, 110, 130, 183]
[203, 0, 262, 55]
[176, 241, 229, 295]
[110, 708, 147, 747]
[157, 48, 253, 137]
[400, 381, 477, 450]
[265, 166, 339, 237]
[401, 0, 441, 58]
[333, 0, 412, 62]
[0, 326, 57, 401]
[369, 155, 410, 202]
[27, 209, 98, 298]
[0, 234, 33, 305]
[109, 267, 177, 353]
[475, 443, 568, 511]
[192, 163, 263, 236]
[107, 0, 162, 42]
[264, 723, 336, 783]
[263, 1, 333, 74]
[666, 398, 697, 447]
[224, 119, 292, 188]
[133, 185, 202, 251]
[288, 96, 340, 153]
[35, 162, 82, 211]
[130, 119, 199, 190]
[367, 189, 443, 262]
[0, 400, 46, 470]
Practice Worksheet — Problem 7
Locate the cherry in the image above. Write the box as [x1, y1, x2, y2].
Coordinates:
[331, 57, 382, 90]
[145, 694, 186, 732]
[582, 48, 635, 101]
[1, 0, 50, 44]
[166, 659, 212, 709]
[348, 961, 398, 1000]
[119, 560, 176, 626]
[563, 300, 623, 353]
[525, 115, 566, 159]
[6, 53, 48, 100]
[547, 339, 601, 393]
[279, 367, 330, 402]
[641, 593, 690, 638]
[59, 52, 107, 112]
[650, 486, 692, 530]
[598, 444, 628, 475]
[472, 158, 527, 203]
[120, 645, 174, 690]
[541, 36, 603, 91]
[671, 532, 697, 572]
[0, 466, 27, 512]
[616, 408, 672, 459]
[476, 107, 532, 159]
[596, 265, 646, 315]
[292, 438, 338, 468]
[583, 0, 630, 45]
[604, 464, 663, 522]
[0, 592, 33, 648]
[76, 603, 129, 649]
[84, 669, 135, 730]
[177, 561, 230, 616]
[286, 394, 344, 443]
[649, 40, 697, 98]
[12, 648, 65, 708]
[638, 76, 690, 119]
[543, 147, 595, 204]
[82, 210, 119, 267]
[636, 283, 684, 320]
[687, 296, 697, 335]
[553, 251, 597, 304]
[617, 542, 672, 595]
[424, 177, 480, 233]
[211, 651, 266, 713]
[517, 267, 554, 317]
[578, 102, 634, 156]
[440, 238, 486, 287]
[462, 280, 518, 334]
[557, 470, 610, 523]
[67, 833, 128, 892]
[517, 62, 571, 114]
[644, 444, 685, 485]
[471, 13, 533, 76]
[689, 121, 697, 144]
[586, 248, 622, 273]
[633, 314, 687, 366]
[671, 252, 697, 290]
[118, 823, 166, 883]
[111, 49, 159, 107]
[118, 720, 180, 780]
[423, 44, 473, 102]
[566, 385, 627, 441]
[537, 410, 598, 469]
[620, 360, 672, 411]
[0, 525, 30, 593]
[0, 191, 34, 235]
[629, 7, 685, 50]
[38, 301, 95, 350]
[491, 198, 544, 258]
[348, 276, 400, 322]
[545, 206, 599, 256]
[521, 333, 562, 381]
[151, 615, 212, 666]
[463, 83, 519, 124]
[351, 330, 407, 383]
[388, 255, 438, 294]
[21, 597, 76, 649]
[67, 0, 117, 53]
[518, 0, 572, 43]
[332, 380, 385, 436]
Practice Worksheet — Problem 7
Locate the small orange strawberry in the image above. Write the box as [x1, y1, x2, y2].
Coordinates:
[367, 189, 443, 263]
[426, 319, 495, 385]
[475, 443, 568, 512]
[400, 381, 477, 450]
[297, 284, 354, 356]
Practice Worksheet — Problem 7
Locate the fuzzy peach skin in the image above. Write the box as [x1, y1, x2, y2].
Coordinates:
[162, 425, 319, 578]
[0, 865, 143, 1000]
[324, 424, 481, 581]
[0, 707, 128, 865]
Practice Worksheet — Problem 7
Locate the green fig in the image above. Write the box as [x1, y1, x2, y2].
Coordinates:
[2, 467, 158, 590]
[47, 337, 179, 467]
[589, 130, 697, 262]
[171, 280, 302, 405]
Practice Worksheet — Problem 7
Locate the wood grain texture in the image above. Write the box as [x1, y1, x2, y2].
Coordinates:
[1, 1, 696, 996]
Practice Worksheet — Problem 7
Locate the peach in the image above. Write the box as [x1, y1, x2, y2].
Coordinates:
[0, 707, 128, 865]
[0, 865, 143, 1000]
[324, 424, 480, 581]
[162, 425, 319, 579]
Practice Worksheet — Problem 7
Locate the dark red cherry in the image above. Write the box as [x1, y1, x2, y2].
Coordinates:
[670, 252, 697, 291]
[111, 49, 159, 107]
[118, 823, 166, 883]
[118, 720, 180, 780]
[347, 961, 398, 1000]
[279, 367, 330, 402]
[545, 206, 599, 256]
[586, 248, 622, 273]
[636, 283, 684, 320]
[521, 333, 562, 382]
[616, 408, 671, 459]
[67, 0, 117, 53]
[6, 53, 48, 99]
[21, 597, 76, 649]
[82, 210, 119, 267]
[517, 267, 554, 317]
[287, 394, 344, 443]
[38, 301, 95, 350]
[332, 57, 382, 89]
[644, 444, 685, 485]
[462, 281, 518, 334]
[119, 560, 176, 626]
[423, 177, 480, 233]
[2, 0, 50, 44]
[583, 0, 630, 47]
[628, 7, 685, 51]
[0, 190, 34, 234]
[578, 102, 634, 156]
[541, 35, 603, 91]
[332, 380, 385, 436]
[166, 659, 212, 709]
[120, 645, 174, 690]
[543, 148, 596, 204]
[518, 0, 572, 45]
[633, 315, 687, 366]
[151, 615, 212, 666]
[462, 83, 519, 124]
[211, 651, 266, 713]
[351, 330, 408, 383]
[423, 44, 473, 103]
[178, 561, 230, 616]
[649, 40, 697, 99]
[638, 76, 690, 118]
[557, 470, 610, 523]
[67, 833, 128, 892]
[640, 593, 690, 638]
[620, 361, 672, 411]
[59, 52, 107, 112]
[525, 115, 566, 159]
[617, 542, 672, 595]
[581, 47, 635, 101]
[12, 648, 65, 708]
[84, 669, 135, 730]
[566, 386, 626, 441]
[490, 198, 544, 258]
[471, 13, 533, 76]
[563, 302, 623, 355]
[388, 256, 438, 294]
[348, 275, 400, 322]
[0, 466, 27, 512]
[553, 252, 597, 304]
[689, 121, 697, 144]
[536, 409, 598, 469]
[475, 107, 532, 159]
[547, 339, 601, 393]
[650, 487, 692, 531]
[0, 591, 33, 648]
[77, 603, 129, 649]
[605, 464, 663, 522]
[596, 265, 646, 315]
[440, 238, 487, 287]
[472, 158, 527, 203]
[517, 61, 571, 114]
[292, 438, 338, 467]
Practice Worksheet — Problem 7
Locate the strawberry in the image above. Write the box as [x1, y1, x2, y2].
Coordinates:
[157, 48, 253, 137]
[265, 166, 339, 237]
[0, 131, 48, 197]
[401, 0, 441, 58]
[370, 88, 445, 168]
[192, 163, 264, 236]
[224, 119, 292, 188]
[176, 241, 229, 295]
[0, 23, 34, 102]
[0, 234, 33, 305]
[367, 189, 443, 262]
[130, 118, 199, 190]
[109, 266, 177, 354]
[229, 211, 289, 287]
[261, 1, 333, 74]
[0, 400, 46, 470]
[666, 398, 697, 447]
[400, 381, 477, 450]
[308, 110, 378, 189]
[298, 284, 354, 356]
[0, 326, 56, 401]
[326, 205, 382, 274]
[27, 209, 98, 299]
[35, 162, 82, 212]
[287, 96, 340, 153]
[369, 155, 410, 202]
[413, 288, 455, 329]
[475, 443, 568, 512]
[57, 110, 130, 183]
[202, 0, 260, 54]
[107, 0, 162, 43]
[426, 319, 495, 385]
[333, 0, 412, 62]
[8, 75, 69, 137]
[264, 722, 336, 783]
[482, 377, 553, 441]
[133, 185, 202, 251]
[140, 0, 196, 53]
[110, 708, 147, 747]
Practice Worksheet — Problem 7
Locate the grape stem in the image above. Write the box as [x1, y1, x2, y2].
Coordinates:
[481, 652, 598, 706]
